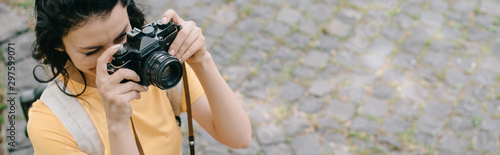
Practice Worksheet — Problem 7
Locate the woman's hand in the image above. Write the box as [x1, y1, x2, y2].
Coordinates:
[95, 44, 148, 125]
[161, 9, 208, 64]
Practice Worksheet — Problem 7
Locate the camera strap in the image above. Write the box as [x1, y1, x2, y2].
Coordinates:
[182, 63, 196, 155]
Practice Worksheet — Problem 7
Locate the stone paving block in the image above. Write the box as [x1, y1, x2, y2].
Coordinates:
[237, 18, 264, 34]
[474, 131, 499, 152]
[243, 77, 270, 100]
[373, 83, 395, 99]
[465, 85, 488, 101]
[440, 26, 462, 41]
[467, 27, 492, 41]
[298, 17, 318, 35]
[298, 96, 323, 113]
[261, 0, 286, 7]
[361, 52, 386, 70]
[439, 132, 469, 154]
[420, 11, 443, 27]
[358, 97, 388, 117]
[251, 6, 275, 20]
[291, 134, 322, 155]
[0, 3, 29, 42]
[480, 1, 500, 16]
[448, 116, 474, 132]
[318, 35, 339, 52]
[256, 124, 286, 145]
[424, 101, 452, 119]
[324, 133, 349, 153]
[326, 18, 351, 37]
[430, 0, 449, 11]
[260, 61, 282, 79]
[448, 11, 472, 26]
[308, 80, 334, 97]
[479, 115, 500, 134]
[478, 56, 500, 73]
[453, 1, 476, 13]
[445, 69, 469, 87]
[335, 51, 358, 67]
[239, 49, 264, 66]
[487, 100, 500, 116]
[378, 135, 402, 149]
[350, 116, 379, 134]
[392, 52, 416, 69]
[248, 104, 274, 124]
[317, 117, 342, 132]
[336, 8, 363, 24]
[262, 143, 293, 155]
[250, 34, 276, 52]
[265, 21, 290, 37]
[212, 5, 238, 27]
[285, 33, 311, 49]
[382, 116, 410, 134]
[476, 14, 496, 28]
[392, 14, 413, 29]
[283, 114, 309, 136]
[338, 86, 365, 103]
[302, 51, 330, 68]
[371, 37, 395, 56]
[308, 4, 334, 23]
[292, 66, 317, 79]
[276, 8, 301, 25]
[430, 40, 456, 53]
[186, 7, 213, 24]
[490, 41, 500, 57]
[416, 115, 444, 135]
[320, 64, 339, 79]
[326, 100, 355, 121]
[400, 2, 422, 16]
[392, 100, 418, 118]
[278, 81, 305, 101]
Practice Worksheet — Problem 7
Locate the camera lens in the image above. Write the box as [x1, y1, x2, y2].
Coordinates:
[143, 51, 182, 89]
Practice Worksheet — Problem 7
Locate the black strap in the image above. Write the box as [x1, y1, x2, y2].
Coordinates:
[182, 63, 195, 155]
[130, 117, 145, 155]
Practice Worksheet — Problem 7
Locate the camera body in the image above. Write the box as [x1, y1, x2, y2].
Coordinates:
[107, 19, 183, 90]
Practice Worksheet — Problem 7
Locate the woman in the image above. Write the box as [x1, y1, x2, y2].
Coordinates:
[27, 0, 251, 154]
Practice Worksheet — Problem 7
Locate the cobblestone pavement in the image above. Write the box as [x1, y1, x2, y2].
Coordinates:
[2, 0, 500, 154]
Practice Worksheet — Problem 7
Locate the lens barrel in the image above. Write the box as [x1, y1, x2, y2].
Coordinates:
[143, 51, 182, 89]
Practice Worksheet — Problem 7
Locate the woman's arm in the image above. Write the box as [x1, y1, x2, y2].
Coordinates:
[161, 10, 252, 148]
[190, 53, 252, 148]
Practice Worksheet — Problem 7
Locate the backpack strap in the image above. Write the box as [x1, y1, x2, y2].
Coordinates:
[40, 79, 104, 155]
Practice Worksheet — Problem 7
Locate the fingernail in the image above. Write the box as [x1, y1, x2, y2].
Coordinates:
[137, 75, 141, 81]
[169, 49, 175, 56]
[143, 86, 148, 90]
[162, 17, 168, 24]
[178, 58, 182, 62]
[114, 44, 123, 49]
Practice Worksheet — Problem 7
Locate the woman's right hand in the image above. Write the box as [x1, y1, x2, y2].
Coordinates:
[95, 44, 148, 125]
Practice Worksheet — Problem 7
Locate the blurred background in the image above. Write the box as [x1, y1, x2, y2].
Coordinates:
[1, 0, 500, 154]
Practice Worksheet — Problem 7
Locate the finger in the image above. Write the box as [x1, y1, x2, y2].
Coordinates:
[122, 90, 141, 102]
[179, 35, 204, 62]
[96, 44, 123, 78]
[119, 81, 148, 93]
[177, 26, 202, 60]
[108, 68, 140, 84]
[161, 9, 185, 25]
[171, 21, 195, 59]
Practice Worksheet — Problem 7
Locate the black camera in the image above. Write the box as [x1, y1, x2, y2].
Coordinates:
[107, 19, 183, 90]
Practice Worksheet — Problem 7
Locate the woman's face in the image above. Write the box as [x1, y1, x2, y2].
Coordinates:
[61, 2, 131, 84]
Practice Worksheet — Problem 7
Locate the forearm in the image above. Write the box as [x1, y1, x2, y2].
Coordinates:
[189, 53, 252, 147]
[107, 121, 140, 155]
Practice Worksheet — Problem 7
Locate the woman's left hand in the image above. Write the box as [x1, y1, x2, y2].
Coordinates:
[161, 9, 208, 64]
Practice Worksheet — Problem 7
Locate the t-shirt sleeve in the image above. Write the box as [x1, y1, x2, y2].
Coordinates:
[181, 63, 205, 112]
[27, 100, 87, 155]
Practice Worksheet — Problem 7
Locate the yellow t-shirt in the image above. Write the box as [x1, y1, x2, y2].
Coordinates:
[27, 64, 204, 155]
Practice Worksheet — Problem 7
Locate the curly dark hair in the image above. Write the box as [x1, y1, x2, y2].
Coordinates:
[32, 0, 145, 97]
